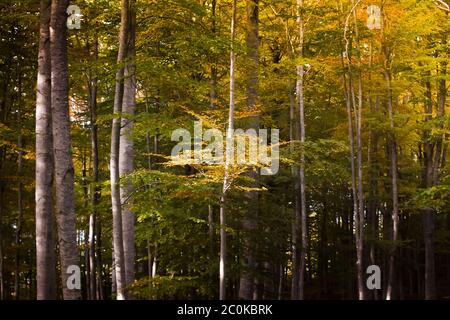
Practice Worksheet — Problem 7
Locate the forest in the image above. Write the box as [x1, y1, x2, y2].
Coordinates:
[0, 0, 449, 300]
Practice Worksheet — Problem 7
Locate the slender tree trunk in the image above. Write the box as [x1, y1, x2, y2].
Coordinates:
[96, 222, 104, 300]
[296, 0, 307, 300]
[144, 96, 154, 295]
[15, 78, 23, 299]
[342, 54, 359, 300]
[219, 0, 236, 300]
[110, 0, 129, 300]
[147, 239, 153, 279]
[50, 0, 81, 300]
[278, 264, 283, 300]
[210, 0, 217, 110]
[239, 0, 260, 300]
[352, 4, 365, 301]
[423, 176, 436, 300]
[88, 140, 96, 300]
[208, 0, 217, 259]
[151, 135, 158, 283]
[343, 3, 364, 299]
[367, 43, 379, 300]
[111, 242, 117, 295]
[152, 243, 158, 278]
[289, 78, 300, 300]
[422, 78, 437, 300]
[355, 68, 365, 301]
[385, 66, 399, 300]
[87, 34, 100, 301]
[35, 0, 56, 300]
[286, 23, 300, 300]
[434, 39, 446, 187]
[82, 151, 90, 300]
[120, 0, 136, 298]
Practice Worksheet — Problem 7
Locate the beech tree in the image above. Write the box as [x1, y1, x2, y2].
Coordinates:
[35, 0, 56, 300]
[50, 0, 81, 300]
[110, 0, 129, 300]
[120, 0, 136, 297]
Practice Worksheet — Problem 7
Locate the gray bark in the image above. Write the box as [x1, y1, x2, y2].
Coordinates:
[219, 0, 236, 300]
[367, 44, 379, 300]
[385, 66, 399, 300]
[208, 0, 217, 258]
[210, 0, 217, 109]
[120, 0, 136, 297]
[239, 0, 259, 300]
[343, 3, 365, 299]
[50, 0, 81, 300]
[15, 76, 23, 299]
[35, 0, 56, 300]
[352, 3, 365, 300]
[296, 0, 307, 300]
[88, 35, 99, 300]
[110, 0, 129, 300]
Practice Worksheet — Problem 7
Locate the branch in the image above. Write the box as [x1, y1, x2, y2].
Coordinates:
[435, 0, 450, 12]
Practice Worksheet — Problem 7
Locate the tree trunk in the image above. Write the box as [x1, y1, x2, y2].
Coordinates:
[111, 242, 117, 295]
[296, 0, 307, 300]
[342, 54, 359, 300]
[289, 78, 300, 300]
[385, 66, 399, 300]
[147, 239, 153, 279]
[35, 0, 56, 300]
[50, 0, 81, 300]
[96, 222, 104, 300]
[286, 22, 300, 299]
[353, 3, 365, 302]
[239, 0, 259, 300]
[15, 77, 23, 299]
[210, 0, 217, 109]
[423, 79, 436, 300]
[343, 3, 364, 299]
[367, 43, 379, 300]
[208, 0, 217, 259]
[87, 34, 100, 301]
[82, 151, 90, 300]
[110, 0, 130, 300]
[219, 0, 236, 300]
[120, 0, 136, 298]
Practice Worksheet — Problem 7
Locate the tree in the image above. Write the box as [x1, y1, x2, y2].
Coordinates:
[383, 29, 399, 301]
[120, 0, 136, 297]
[35, 0, 56, 300]
[239, 0, 260, 300]
[88, 33, 99, 301]
[343, 0, 365, 299]
[110, 0, 130, 300]
[219, 0, 237, 300]
[50, 0, 81, 300]
[296, 0, 307, 301]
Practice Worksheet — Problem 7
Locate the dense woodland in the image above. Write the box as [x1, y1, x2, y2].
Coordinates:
[0, 0, 449, 300]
